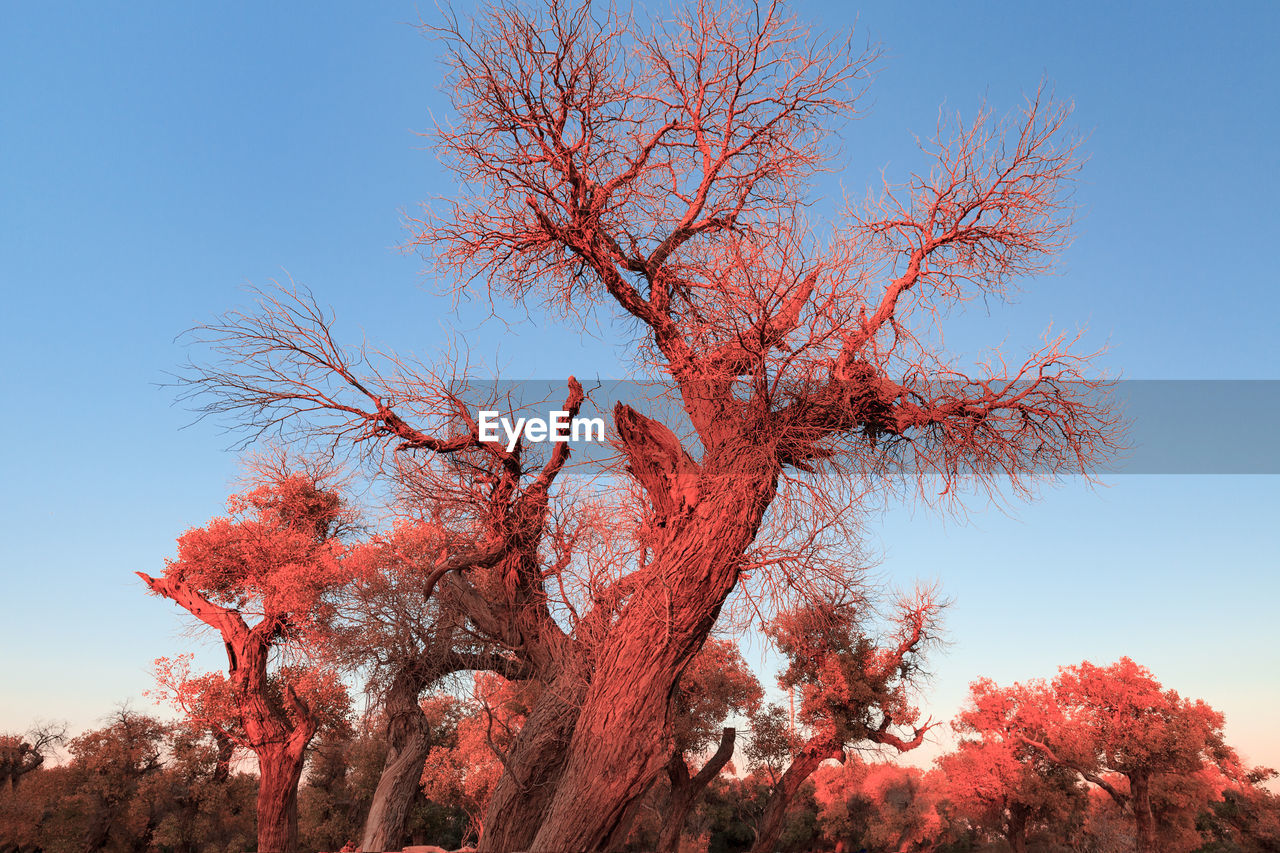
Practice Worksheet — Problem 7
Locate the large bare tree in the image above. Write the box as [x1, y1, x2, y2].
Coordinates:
[180, 0, 1118, 847]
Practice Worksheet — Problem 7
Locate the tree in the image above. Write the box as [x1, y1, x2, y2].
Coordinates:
[151, 722, 258, 853]
[421, 676, 537, 845]
[1049, 658, 1243, 853]
[65, 708, 169, 853]
[1201, 766, 1280, 851]
[0, 722, 65, 790]
[942, 691, 1085, 853]
[650, 637, 762, 853]
[181, 0, 1118, 846]
[140, 471, 355, 853]
[0, 713, 260, 853]
[960, 658, 1247, 853]
[747, 591, 941, 853]
[329, 520, 534, 852]
[812, 759, 945, 853]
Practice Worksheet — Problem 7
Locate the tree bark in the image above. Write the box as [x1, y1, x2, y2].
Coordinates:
[477, 668, 587, 853]
[1131, 771, 1156, 853]
[750, 733, 844, 853]
[256, 742, 308, 853]
[361, 672, 435, 852]
[657, 728, 736, 853]
[524, 443, 776, 852]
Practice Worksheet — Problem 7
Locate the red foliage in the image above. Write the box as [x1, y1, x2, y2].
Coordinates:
[421, 675, 536, 844]
[139, 472, 356, 853]
[952, 658, 1248, 853]
[813, 759, 945, 851]
[745, 590, 943, 853]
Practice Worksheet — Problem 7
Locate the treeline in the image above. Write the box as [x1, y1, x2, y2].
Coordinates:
[0, 709, 463, 853]
[3, 657, 1278, 853]
[103, 465, 950, 853]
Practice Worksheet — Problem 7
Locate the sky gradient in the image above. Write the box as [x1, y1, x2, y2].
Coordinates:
[2, 2, 1277, 772]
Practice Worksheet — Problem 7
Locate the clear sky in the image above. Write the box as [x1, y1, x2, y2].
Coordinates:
[2, 1, 1277, 772]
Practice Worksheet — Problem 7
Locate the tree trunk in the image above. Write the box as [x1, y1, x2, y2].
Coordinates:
[80, 801, 113, 853]
[524, 467, 775, 852]
[1006, 803, 1028, 853]
[527, 646, 676, 852]
[256, 743, 307, 853]
[750, 733, 844, 853]
[477, 669, 587, 853]
[657, 728, 736, 853]
[128, 811, 159, 853]
[213, 731, 234, 784]
[362, 674, 435, 852]
[1131, 771, 1156, 853]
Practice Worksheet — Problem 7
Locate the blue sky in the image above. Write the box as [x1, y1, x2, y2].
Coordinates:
[2, 2, 1277, 771]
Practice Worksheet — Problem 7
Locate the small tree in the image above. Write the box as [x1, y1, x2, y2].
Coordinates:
[0, 722, 65, 790]
[748, 591, 942, 853]
[152, 721, 258, 853]
[140, 471, 355, 853]
[812, 759, 945, 853]
[66, 708, 169, 853]
[421, 676, 535, 845]
[650, 637, 763, 853]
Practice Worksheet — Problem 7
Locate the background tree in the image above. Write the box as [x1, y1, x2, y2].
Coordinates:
[0, 722, 65, 791]
[1048, 658, 1244, 853]
[812, 759, 945, 853]
[608, 636, 764, 853]
[962, 658, 1247, 853]
[328, 519, 535, 852]
[139, 471, 356, 853]
[420, 675, 536, 845]
[63, 708, 168, 853]
[748, 591, 941, 853]
[182, 0, 1118, 845]
[1199, 766, 1280, 851]
[0, 713, 264, 853]
[941, 680, 1087, 852]
[659, 638, 762, 853]
[149, 722, 257, 853]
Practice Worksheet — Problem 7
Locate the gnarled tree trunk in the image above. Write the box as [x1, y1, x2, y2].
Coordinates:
[657, 727, 736, 853]
[526, 463, 776, 852]
[257, 740, 308, 853]
[362, 672, 435, 852]
[750, 733, 844, 853]
[477, 667, 588, 853]
[1006, 802, 1029, 853]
